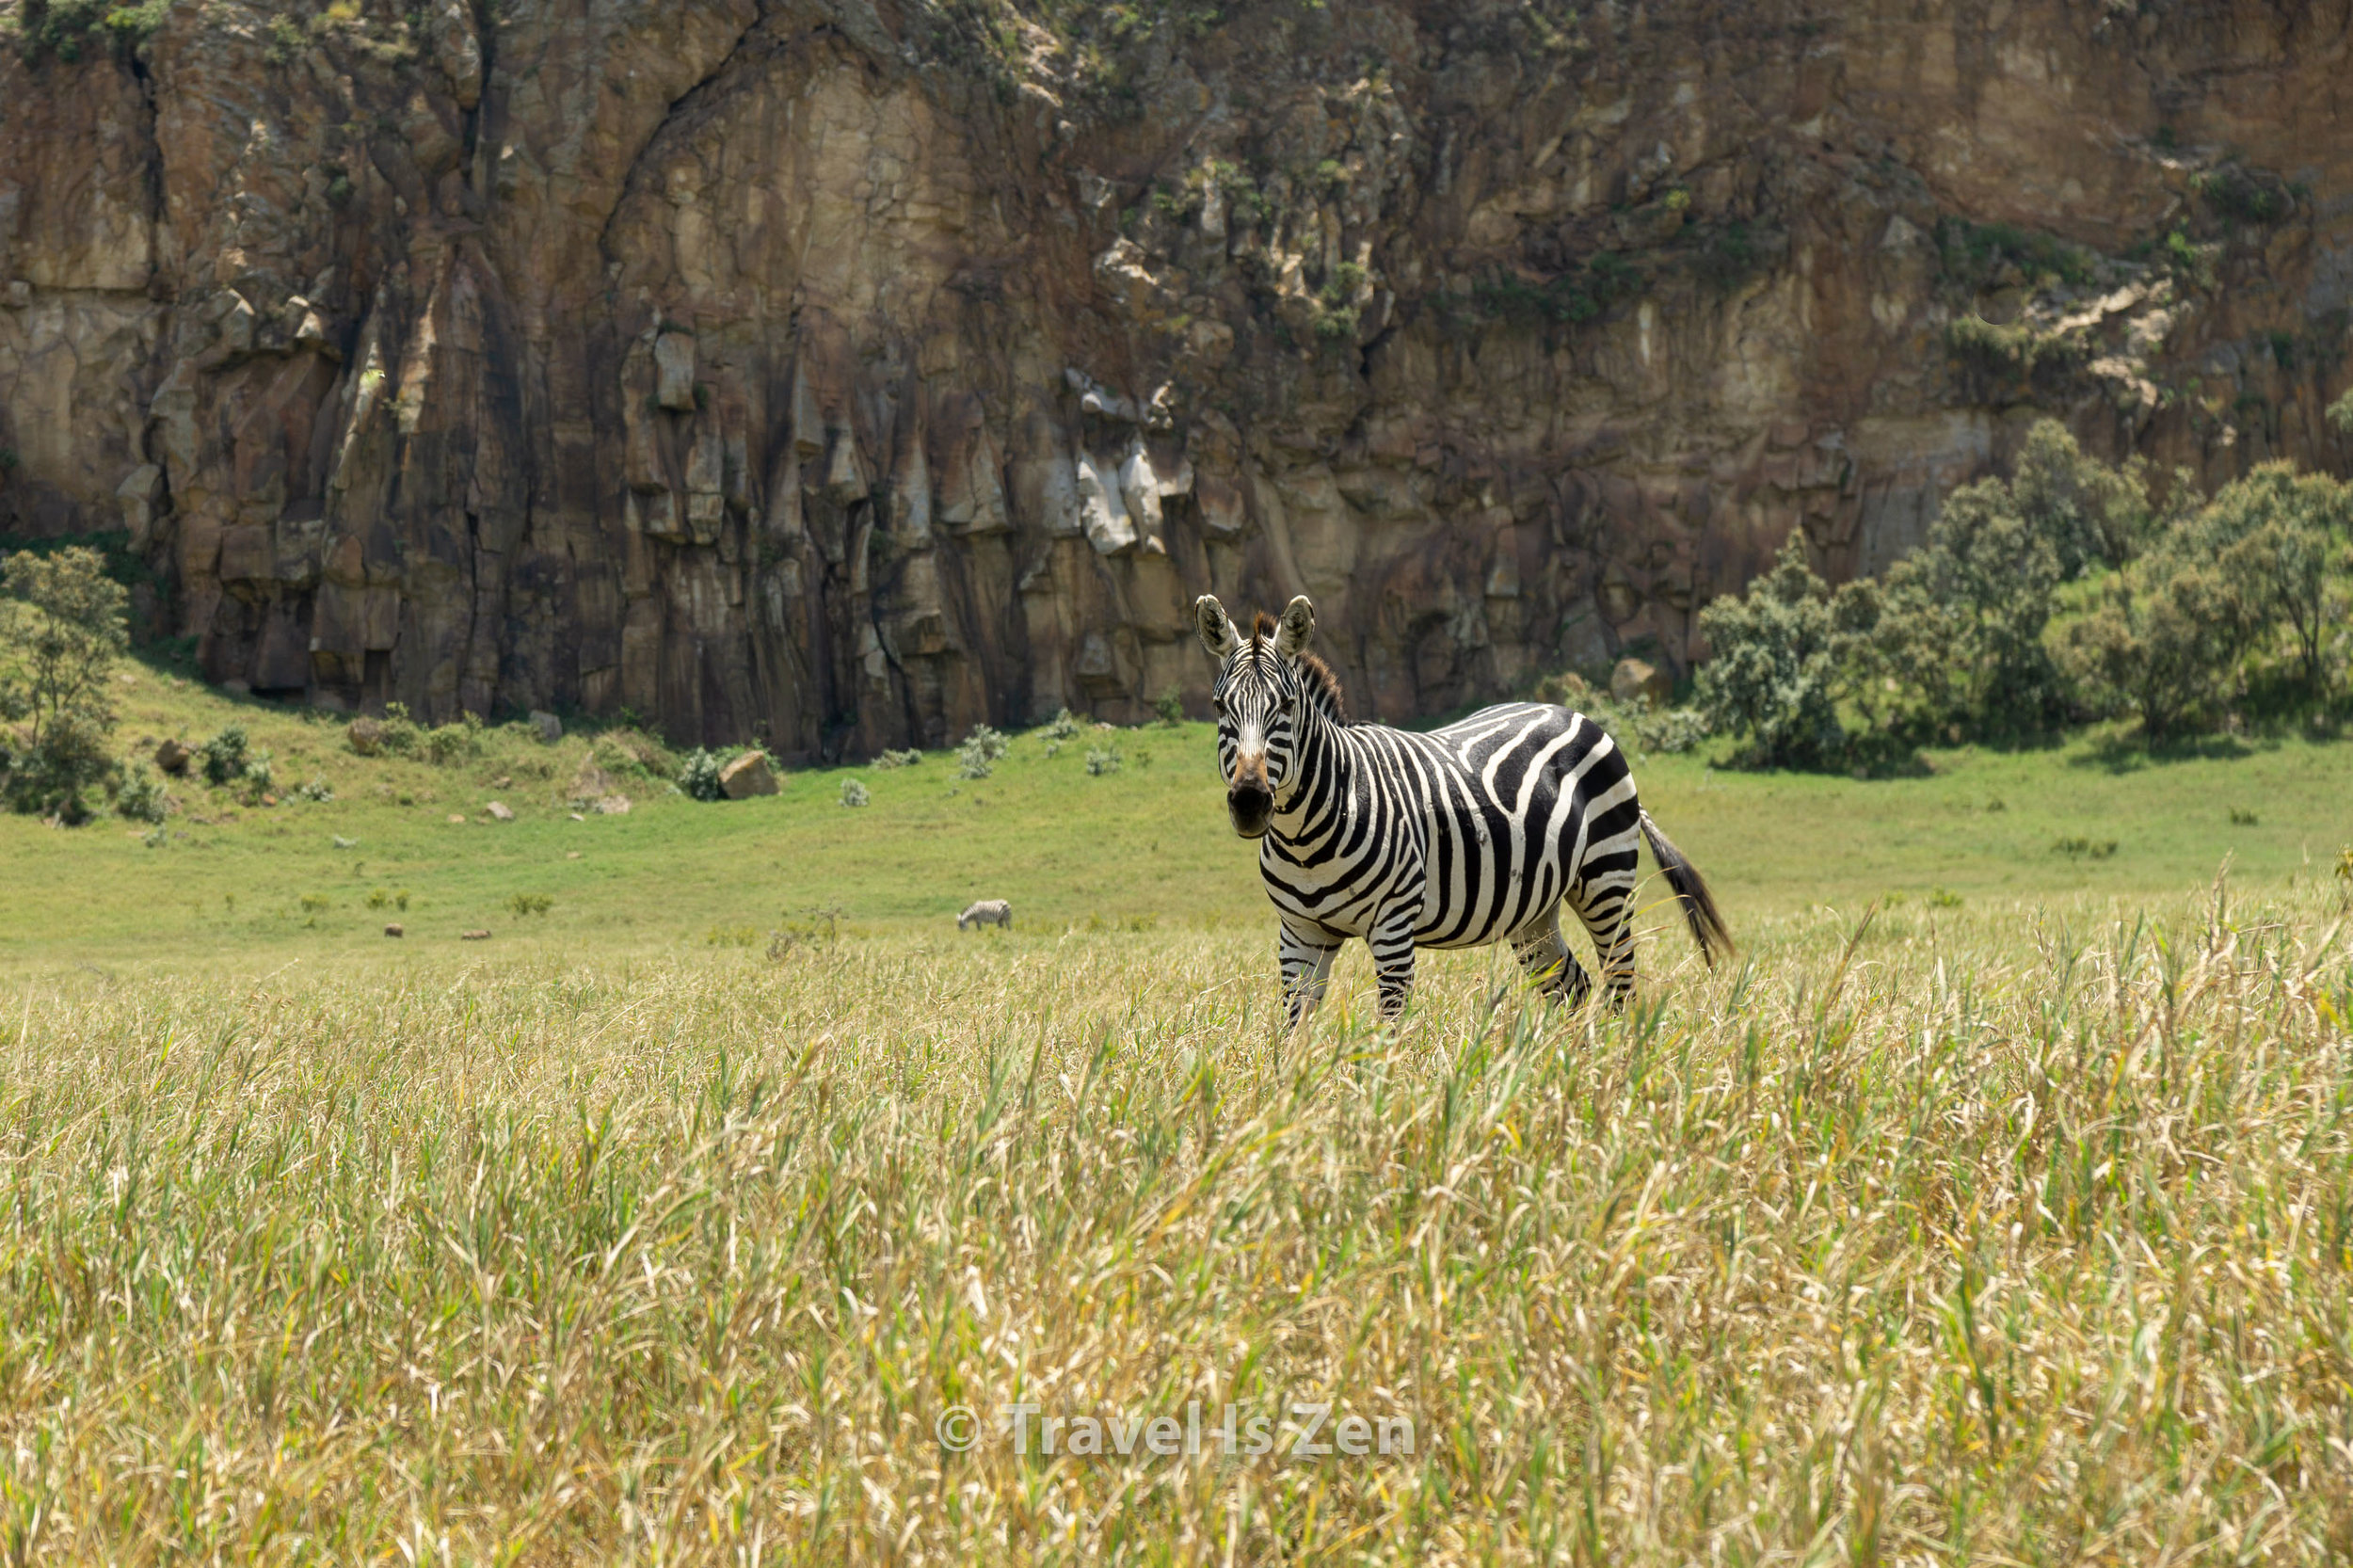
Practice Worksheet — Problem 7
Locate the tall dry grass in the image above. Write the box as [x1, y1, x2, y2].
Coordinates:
[3, 879, 2351, 1563]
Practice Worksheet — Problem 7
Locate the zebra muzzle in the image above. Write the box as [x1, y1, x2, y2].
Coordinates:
[1226, 770, 1273, 839]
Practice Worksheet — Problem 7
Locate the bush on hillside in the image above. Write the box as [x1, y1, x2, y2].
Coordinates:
[199, 725, 252, 785]
[956, 724, 1010, 780]
[114, 760, 168, 824]
[1, 709, 114, 822]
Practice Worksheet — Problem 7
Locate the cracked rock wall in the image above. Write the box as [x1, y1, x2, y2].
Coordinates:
[3, 0, 2350, 756]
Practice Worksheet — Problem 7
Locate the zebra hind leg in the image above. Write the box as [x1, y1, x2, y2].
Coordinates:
[1510, 916, 1593, 1008]
[1570, 879, 1641, 1012]
[1278, 921, 1344, 1029]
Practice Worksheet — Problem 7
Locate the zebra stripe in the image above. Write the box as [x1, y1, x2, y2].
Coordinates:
[1197, 594, 1730, 1025]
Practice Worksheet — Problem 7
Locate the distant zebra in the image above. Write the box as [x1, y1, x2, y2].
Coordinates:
[957, 899, 1013, 931]
[1195, 594, 1731, 1024]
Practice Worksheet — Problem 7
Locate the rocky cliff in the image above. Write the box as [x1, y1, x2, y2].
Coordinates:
[3, 0, 2349, 756]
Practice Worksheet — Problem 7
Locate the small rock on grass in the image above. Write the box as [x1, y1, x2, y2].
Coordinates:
[384, 923, 405, 937]
[447, 813, 467, 824]
[486, 801, 514, 821]
[154, 738, 192, 775]
[460, 929, 490, 941]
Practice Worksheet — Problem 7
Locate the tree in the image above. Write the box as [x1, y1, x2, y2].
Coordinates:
[1877, 477, 2071, 738]
[0, 546, 130, 820]
[1694, 535, 1870, 769]
[2190, 462, 2352, 697]
[2058, 555, 2273, 742]
[2009, 418, 2154, 573]
[1, 547, 129, 743]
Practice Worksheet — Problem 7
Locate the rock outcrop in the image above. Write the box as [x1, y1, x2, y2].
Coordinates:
[4, 0, 2350, 756]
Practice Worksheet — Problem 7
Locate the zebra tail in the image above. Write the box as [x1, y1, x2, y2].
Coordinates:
[1639, 808, 1733, 968]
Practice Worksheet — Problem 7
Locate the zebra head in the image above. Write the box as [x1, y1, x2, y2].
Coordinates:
[1194, 594, 1317, 840]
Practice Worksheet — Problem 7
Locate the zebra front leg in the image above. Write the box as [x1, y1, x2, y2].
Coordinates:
[1278, 920, 1343, 1029]
[1511, 914, 1593, 1008]
[1369, 907, 1420, 1021]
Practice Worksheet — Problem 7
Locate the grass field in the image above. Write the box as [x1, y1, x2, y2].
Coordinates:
[3, 884, 2351, 1560]
[4, 671, 2353, 1560]
[0, 664, 2348, 970]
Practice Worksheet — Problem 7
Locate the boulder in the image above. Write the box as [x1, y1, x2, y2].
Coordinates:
[570, 760, 620, 804]
[347, 718, 385, 756]
[384, 923, 405, 937]
[153, 737, 192, 775]
[460, 928, 490, 941]
[529, 710, 563, 744]
[718, 750, 777, 799]
[485, 800, 515, 821]
[1610, 658, 1674, 711]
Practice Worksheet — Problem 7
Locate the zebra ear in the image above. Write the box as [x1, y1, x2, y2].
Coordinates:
[1194, 595, 1241, 659]
[1273, 595, 1316, 659]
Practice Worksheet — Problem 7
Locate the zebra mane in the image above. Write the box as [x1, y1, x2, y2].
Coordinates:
[1246, 613, 1350, 725]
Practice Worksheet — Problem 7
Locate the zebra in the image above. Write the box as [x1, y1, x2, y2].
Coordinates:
[1195, 593, 1730, 1024]
[957, 899, 1013, 931]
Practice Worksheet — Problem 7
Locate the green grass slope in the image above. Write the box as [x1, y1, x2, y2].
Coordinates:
[1, 661, 2348, 971]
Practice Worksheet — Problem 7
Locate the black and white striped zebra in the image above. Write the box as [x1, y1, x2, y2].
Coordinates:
[1196, 594, 1731, 1024]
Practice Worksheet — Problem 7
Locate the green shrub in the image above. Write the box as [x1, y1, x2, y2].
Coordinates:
[114, 760, 168, 824]
[1693, 536, 1864, 769]
[1085, 745, 1123, 776]
[376, 703, 421, 756]
[679, 748, 728, 801]
[1153, 690, 1185, 726]
[956, 724, 1010, 780]
[199, 726, 252, 786]
[840, 778, 871, 808]
[2191, 164, 2291, 226]
[0, 711, 113, 822]
[873, 748, 923, 769]
[1634, 706, 1711, 754]
[423, 713, 482, 766]
[506, 892, 552, 919]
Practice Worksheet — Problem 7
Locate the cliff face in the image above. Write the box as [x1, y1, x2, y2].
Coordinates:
[3, 0, 2350, 756]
